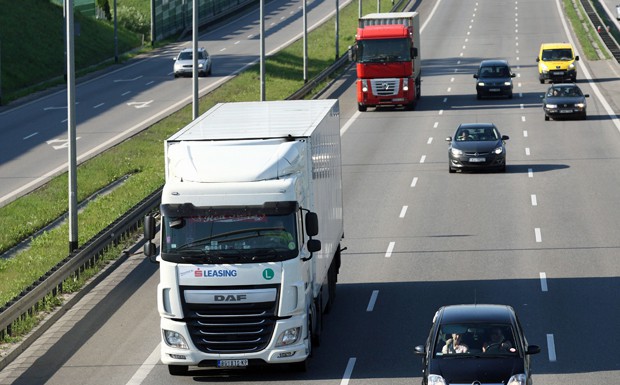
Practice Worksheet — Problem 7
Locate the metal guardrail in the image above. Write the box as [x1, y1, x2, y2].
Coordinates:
[580, 0, 620, 62]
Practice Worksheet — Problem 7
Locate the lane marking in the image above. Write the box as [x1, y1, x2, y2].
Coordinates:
[94, 103, 104, 109]
[341, 357, 357, 385]
[427, 137, 433, 144]
[528, 168, 533, 178]
[540, 272, 548, 292]
[411, 177, 418, 187]
[24, 132, 38, 140]
[523, 130, 528, 137]
[420, 155, 426, 163]
[525, 148, 530, 156]
[385, 242, 395, 258]
[531, 194, 537, 206]
[547, 334, 557, 362]
[366, 290, 379, 312]
[125, 343, 161, 385]
[535, 228, 542, 243]
[399, 206, 408, 218]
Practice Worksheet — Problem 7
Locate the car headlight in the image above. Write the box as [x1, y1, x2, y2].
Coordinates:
[450, 148, 463, 156]
[163, 329, 189, 349]
[576, 102, 586, 108]
[428, 374, 447, 385]
[504, 81, 512, 86]
[569, 62, 575, 69]
[198, 63, 204, 68]
[477, 81, 485, 86]
[540, 63, 548, 72]
[545, 103, 558, 109]
[275, 326, 301, 347]
[507, 373, 527, 385]
[493, 146, 503, 155]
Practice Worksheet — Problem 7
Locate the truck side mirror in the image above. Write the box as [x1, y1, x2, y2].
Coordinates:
[348, 45, 358, 62]
[143, 214, 157, 258]
[411, 47, 418, 58]
[305, 212, 319, 237]
[307, 239, 321, 252]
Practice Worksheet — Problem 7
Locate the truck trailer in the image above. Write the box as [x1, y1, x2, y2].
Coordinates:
[352, 12, 421, 111]
[144, 99, 344, 375]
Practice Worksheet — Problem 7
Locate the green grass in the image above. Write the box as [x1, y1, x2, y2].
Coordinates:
[0, 0, 143, 104]
[563, 0, 610, 60]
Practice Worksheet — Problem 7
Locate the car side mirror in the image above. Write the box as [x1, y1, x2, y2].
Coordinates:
[445, 136, 452, 142]
[575, 55, 580, 61]
[414, 345, 426, 355]
[584, 94, 590, 97]
[526, 345, 541, 355]
[511, 73, 516, 78]
[501, 135, 510, 141]
[536, 57, 540, 62]
[473, 74, 478, 79]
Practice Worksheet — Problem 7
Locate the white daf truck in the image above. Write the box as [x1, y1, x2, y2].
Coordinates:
[143, 99, 344, 375]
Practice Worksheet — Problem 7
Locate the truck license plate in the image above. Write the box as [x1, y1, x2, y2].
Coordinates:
[217, 359, 249, 368]
[469, 157, 485, 162]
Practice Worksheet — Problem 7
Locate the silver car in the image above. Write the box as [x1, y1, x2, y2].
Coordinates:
[173, 47, 212, 77]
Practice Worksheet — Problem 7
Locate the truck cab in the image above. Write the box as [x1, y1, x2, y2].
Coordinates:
[536, 43, 579, 83]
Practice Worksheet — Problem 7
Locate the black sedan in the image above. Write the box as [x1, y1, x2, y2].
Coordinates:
[542, 83, 589, 120]
[447, 123, 509, 173]
[414, 304, 541, 385]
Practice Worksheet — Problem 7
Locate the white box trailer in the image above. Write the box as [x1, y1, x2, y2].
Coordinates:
[144, 99, 344, 375]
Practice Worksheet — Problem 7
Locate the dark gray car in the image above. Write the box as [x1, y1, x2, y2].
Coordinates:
[446, 123, 509, 173]
[474, 60, 515, 99]
[542, 83, 589, 120]
[415, 304, 541, 385]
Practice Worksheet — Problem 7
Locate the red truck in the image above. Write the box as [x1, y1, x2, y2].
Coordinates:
[352, 12, 421, 112]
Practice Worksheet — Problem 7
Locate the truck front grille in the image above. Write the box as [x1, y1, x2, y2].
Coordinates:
[181, 286, 279, 354]
[370, 79, 400, 96]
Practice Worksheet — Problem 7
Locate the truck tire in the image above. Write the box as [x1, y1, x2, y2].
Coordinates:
[358, 104, 367, 112]
[168, 365, 188, 376]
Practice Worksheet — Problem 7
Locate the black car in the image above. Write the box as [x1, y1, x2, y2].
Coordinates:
[474, 60, 515, 99]
[447, 123, 509, 173]
[542, 83, 589, 120]
[415, 304, 541, 385]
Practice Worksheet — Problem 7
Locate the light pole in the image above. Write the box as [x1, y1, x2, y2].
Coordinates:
[65, 0, 78, 252]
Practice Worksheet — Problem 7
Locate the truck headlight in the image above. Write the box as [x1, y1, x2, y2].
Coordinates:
[275, 326, 301, 347]
[428, 374, 447, 385]
[507, 373, 527, 385]
[163, 329, 189, 349]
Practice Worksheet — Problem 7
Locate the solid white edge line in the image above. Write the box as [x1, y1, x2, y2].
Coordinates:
[340, 111, 360, 135]
[125, 343, 161, 385]
[385, 241, 395, 258]
[366, 290, 379, 312]
[540, 272, 548, 292]
[547, 334, 557, 362]
[341, 357, 357, 385]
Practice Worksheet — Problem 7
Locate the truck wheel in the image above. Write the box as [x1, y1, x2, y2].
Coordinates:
[168, 365, 188, 376]
[416, 78, 421, 100]
[312, 298, 322, 347]
[405, 101, 416, 111]
[358, 104, 367, 112]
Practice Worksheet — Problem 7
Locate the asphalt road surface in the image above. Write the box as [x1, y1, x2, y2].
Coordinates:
[2, 0, 620, 384]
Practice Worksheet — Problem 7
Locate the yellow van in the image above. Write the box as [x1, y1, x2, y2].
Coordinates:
[536, 43, 579, 84]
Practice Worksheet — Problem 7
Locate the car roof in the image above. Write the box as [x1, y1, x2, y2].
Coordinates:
[438, 304, 515, 324]
[548, 83, 579, 88]
[479, 59, 509, 66]
[540, 42, 573, 50]
[457, 123, 496, 130]
[179, 47, 207, 53]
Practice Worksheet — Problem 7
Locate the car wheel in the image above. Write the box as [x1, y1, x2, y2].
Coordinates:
[544, 114, 549, 121]
[358, 104, 367, 112]
[449, 165, 456, 173]
[539, 78, 544, 84]
[476, 92, 481, 100]
[581, 113, 587, 120]
[508, 92, 513, 99]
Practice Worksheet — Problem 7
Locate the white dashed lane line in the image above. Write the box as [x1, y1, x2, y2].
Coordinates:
[547, 334, 557, 362]
[366, 290, 379, 312]
[540, 272, 548, 292]
[385, 242, 395, 258]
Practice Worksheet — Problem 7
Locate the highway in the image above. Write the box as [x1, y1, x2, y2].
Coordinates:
[2, 0, 620, 384]
[0, 0, 349, 205]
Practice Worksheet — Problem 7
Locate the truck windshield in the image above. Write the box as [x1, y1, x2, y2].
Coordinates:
[358, 38, 411, 63]
[160, 205, 299, 264]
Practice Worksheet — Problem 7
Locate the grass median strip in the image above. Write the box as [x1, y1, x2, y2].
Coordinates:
[0, 0, 401, 342]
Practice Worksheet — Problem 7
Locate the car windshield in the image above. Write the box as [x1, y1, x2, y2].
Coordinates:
[542, 48, 573, 61]
[547, 86, 582, 97]
[455, 127, 500, 142]
[178, 51, 207, 60]
[434, 323, 519, 357]
[478, 65, 510, 78]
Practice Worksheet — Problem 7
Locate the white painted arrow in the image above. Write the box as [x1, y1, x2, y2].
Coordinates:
[46, 137, 81, 150]
[127, 100, 153, 109]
